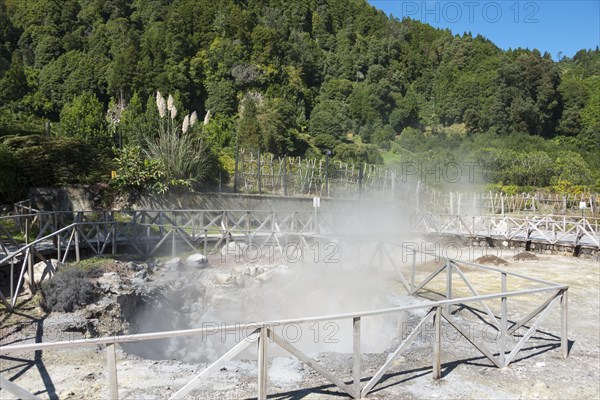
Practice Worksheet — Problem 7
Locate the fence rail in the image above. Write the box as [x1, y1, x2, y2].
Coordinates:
[414, 214, 600, 248]
[0, 242, 569, 399]
[231, 150, 598, 216]
[1, 205, 597, 311]
[233, 149, 419, 199]
[0, 208, 324, 310]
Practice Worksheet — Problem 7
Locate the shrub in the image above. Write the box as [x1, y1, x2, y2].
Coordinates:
[333, 143, 383, 165]
[111, 146, 168, 194]
[58, 92, 111, 147]
[0, 144, 24, 203]
[1, 135, 112, 187]
[145, 126, 216, 189]
[313, 133, 339, 151]
[41, 268, 100, 312]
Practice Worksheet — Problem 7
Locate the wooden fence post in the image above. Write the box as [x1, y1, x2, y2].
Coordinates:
[561, 289, 569, 358]
[353, 317, 361, 399]
[111, 212, 117, 256]
[432, 306, 442, 379]
[258, 327, 268, 400]
[107, 344, 119, 400]
[446, 261, 452, 314]
[358, 163, 364, 195]
[74, 225, 80, 263]
[233, 140, 239, 193]
[171, 228, 177, 258]
[257, 148, 262, 195]
[25, 218, 34, 293]
[500, 272, 507, 367]
[283, 156, 288, 196]
[411, 250, 417, 291]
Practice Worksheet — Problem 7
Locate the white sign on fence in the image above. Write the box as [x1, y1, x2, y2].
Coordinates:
[579, 201, 587, 209]
[313, 197, 321, 208]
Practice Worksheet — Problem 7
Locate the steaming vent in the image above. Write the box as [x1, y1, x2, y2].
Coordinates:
[121, 201, 421, 363]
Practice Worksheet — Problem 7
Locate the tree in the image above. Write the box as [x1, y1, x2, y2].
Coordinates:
[372, 125, 395, 150]
[237, 93, 263, 150]
[494, 51, 561, 137]
[0, 0, 16, 77]
[118, 91, 149, 147]
[0, 52, 28, 103]
[308, 99, 350, 139]
[58, 92, 110, 146]
[37, 51, 105, 116]
[348, 83, 386, 128]
[318, 78, 353, 102]
[105, 19, 139, 98]
[205, 78, 236, 116]
[557, 76, 587, 136]
[259, 97, 299, 156]
[389, 89, 419, 132]
[580, 76, 600, 146]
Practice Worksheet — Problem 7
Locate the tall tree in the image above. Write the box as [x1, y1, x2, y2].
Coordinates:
[58, 92, 110, 146]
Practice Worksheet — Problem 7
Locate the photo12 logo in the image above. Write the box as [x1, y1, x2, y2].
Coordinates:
[401, 1, 540, 24]
[397, 161, 495, 184]
[221, 241, 341, 264]
[200, 322, 340, 344]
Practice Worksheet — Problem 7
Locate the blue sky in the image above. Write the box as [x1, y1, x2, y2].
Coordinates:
[368, 1, 600, 60]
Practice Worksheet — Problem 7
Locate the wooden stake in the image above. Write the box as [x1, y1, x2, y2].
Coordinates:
[433, 306, 442, 379]
[353, 317, 361, 398]
[107, 344, 119, 400]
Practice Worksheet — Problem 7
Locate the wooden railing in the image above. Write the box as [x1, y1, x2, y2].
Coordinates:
[0, 209, 321, 310]
[414, 214, 600, 248]
[1, 207, 596, 311]
[0, 243, 569, 399]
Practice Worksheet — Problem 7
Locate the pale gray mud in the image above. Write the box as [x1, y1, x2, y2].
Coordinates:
[1, 249, 598, 400]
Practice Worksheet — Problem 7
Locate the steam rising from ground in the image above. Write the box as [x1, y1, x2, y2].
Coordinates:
[125, 241, 407, 362]
[125, 200, 418, 363]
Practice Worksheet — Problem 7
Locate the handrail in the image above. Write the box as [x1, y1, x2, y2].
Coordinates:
[0, 285, 565, 356]
[0, 283, 569, 399]
[0, 223, 78, 266]
[0, 228, 571, 399]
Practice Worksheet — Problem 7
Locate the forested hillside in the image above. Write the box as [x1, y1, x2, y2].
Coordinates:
[0, 0, 598, 201]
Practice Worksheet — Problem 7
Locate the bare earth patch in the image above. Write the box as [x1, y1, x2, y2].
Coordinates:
[473, 255, 509, 266]
[1, 250, 599, 399]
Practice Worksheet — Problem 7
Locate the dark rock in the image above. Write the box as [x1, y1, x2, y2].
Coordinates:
[126, 261, 143, 271]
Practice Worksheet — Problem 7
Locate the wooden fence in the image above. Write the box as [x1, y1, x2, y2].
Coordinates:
[233, 149, 419, 199]
[1, 204, 597, 311]
[0, 241, 569, 399]
[0, 208, 322, 310]
[421, 190, 599, 216]
[232, 150, 598, 217]
[413, 214, 600, 249]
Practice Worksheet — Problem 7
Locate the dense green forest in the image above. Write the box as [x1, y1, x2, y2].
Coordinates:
[0, 0, 598, 201]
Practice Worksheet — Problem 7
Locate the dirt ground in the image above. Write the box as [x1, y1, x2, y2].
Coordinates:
[0, 247, 599, 400]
